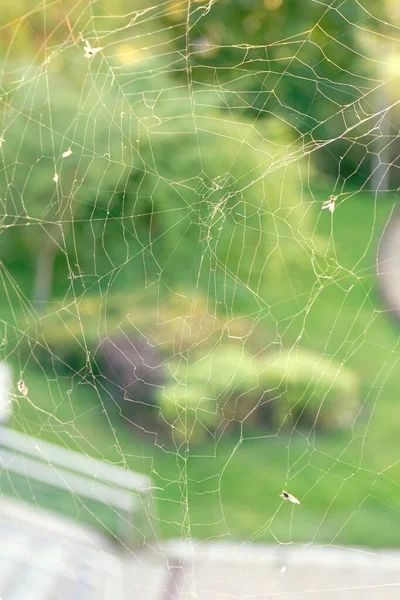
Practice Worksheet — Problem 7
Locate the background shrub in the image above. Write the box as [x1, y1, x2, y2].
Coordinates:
[157, 347, 360, 441]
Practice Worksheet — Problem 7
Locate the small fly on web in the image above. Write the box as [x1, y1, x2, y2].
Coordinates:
[321, 195, 337, 214]
[83, 40, 103, 59]
[62, 147, 72, 158]
[280, 490, 300, 505]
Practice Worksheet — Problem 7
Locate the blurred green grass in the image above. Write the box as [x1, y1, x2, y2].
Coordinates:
[5, 190, 400, 548]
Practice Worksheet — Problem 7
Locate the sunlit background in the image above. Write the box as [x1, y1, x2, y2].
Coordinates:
[1, 0, 400, 597]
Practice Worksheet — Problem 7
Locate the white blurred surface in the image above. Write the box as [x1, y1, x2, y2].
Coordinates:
[0, 499, 399, 599]
[0, 363, 11, 424]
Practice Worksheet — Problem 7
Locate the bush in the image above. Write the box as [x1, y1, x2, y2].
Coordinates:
[96, 334, 165, 421]
[158, 347, 260, 440]
[20, 290, 260, 367]
[157, 347, 360, 441]
[258, 349, 360, 430]
[18, 294, 360, 441]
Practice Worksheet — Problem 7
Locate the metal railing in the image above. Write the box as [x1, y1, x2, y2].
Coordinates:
[0, 426, 157, 547]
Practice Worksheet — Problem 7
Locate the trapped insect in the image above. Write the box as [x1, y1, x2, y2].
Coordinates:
[321, 195, 337, 213]
[83, 40, 103, 58]
[62, 147, 72, 158]
[280, 490, 300, 504]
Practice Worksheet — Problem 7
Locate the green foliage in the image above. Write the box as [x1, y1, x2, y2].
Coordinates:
[160, 0, 389, 183]
[157, 346, 360, 441]
[261, 349, 360, 430]
[5, 189, 397, 549]
[0, 71, 137, 302]
[0, 52, 322, 309]
[158, 346, 258, 440]
[14, 290, 260, 373]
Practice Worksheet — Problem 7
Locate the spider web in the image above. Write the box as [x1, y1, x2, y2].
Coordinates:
[1, 0, 400, 597]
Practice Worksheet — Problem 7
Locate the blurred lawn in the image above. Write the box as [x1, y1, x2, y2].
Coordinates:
[6, 190, 400, 548]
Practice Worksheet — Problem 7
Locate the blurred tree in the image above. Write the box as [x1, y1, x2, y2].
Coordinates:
[0, 0, 336, 316]
[0, 71, 136, 306]
[0, 45, 320, 310]
[2, 0, 396, 191]
[161, 0, 396, 184]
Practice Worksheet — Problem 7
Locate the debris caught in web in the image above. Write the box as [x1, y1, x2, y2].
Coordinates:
[17, 380, 28, 396]
[53, 173, 59, 183]
[62, 147, 72, 158]
[280, 490, 300, 504]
